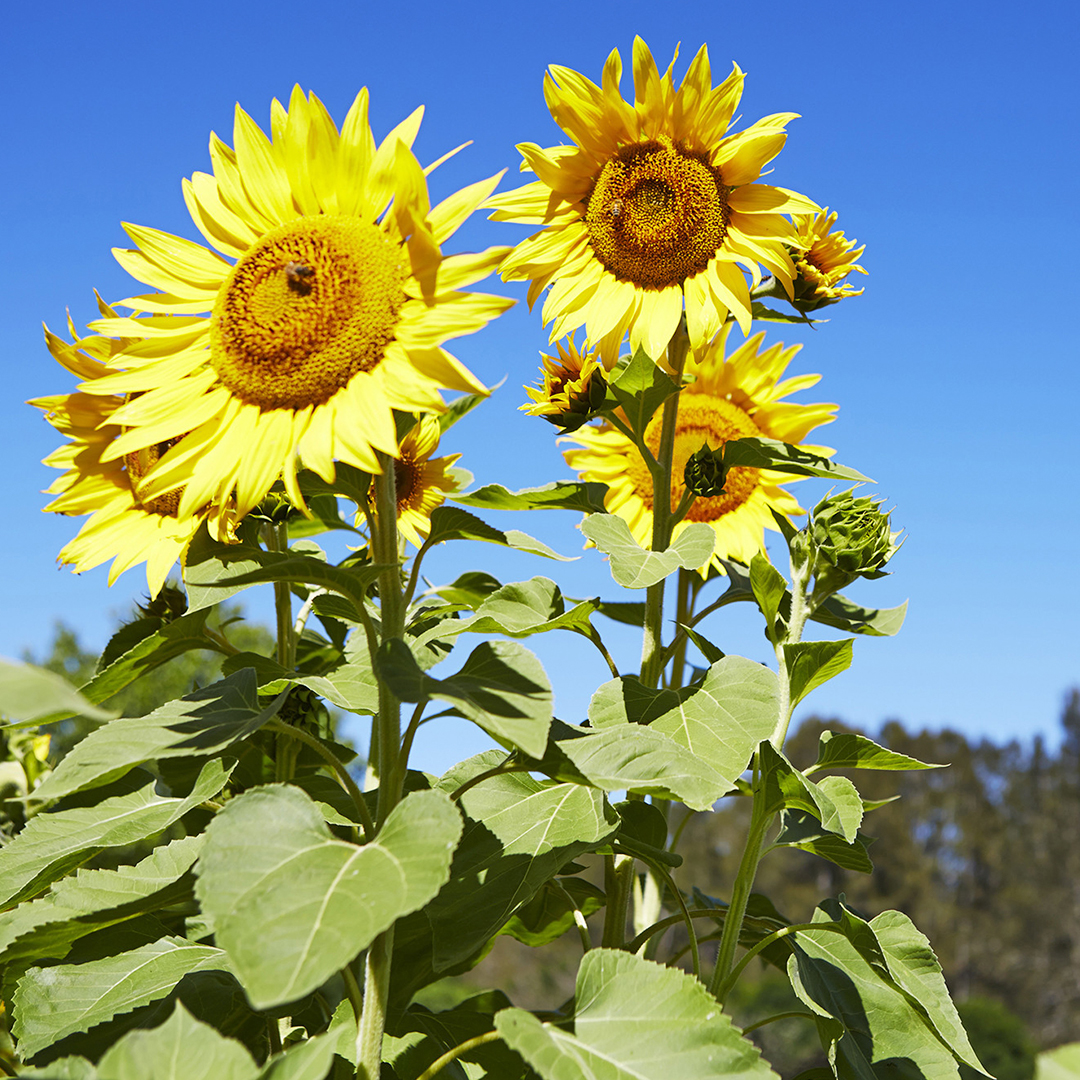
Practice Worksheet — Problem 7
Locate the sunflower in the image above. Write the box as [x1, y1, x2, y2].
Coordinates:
[521, 337, 608, 430]
[388, 415, 468, 548]
[790, 208, 866, 309]
[488, 38, 819, 364]
[562, 326, 837, 572]
[31, 313, 229, 596]
[70, 86, 512, 524]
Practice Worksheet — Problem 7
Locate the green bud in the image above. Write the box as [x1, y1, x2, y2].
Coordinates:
[683, 443, 728, 498]
[811, 490, 900, 574]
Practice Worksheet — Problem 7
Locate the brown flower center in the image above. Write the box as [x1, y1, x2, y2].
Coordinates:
[124, 439, 182, 516]
[624, 393, 762, 519]
[210, 215, 405, 411]
[584, 139, 730, 289]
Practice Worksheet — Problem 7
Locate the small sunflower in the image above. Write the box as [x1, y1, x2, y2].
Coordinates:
[31, 315, 229, 596]
[389, 415, 467, 548]
[69, 86, 511, 524]
[790, 208, 867, 309]
[562, 326, 837, 573]
[521, 337, 608, 430]
[489, 38, 818, 363]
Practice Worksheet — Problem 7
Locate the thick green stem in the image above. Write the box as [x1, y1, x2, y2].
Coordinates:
[266, 521, 295, 670]
[356, 454, 406, 1080]
[602, 853, 634, 948]
[708, 777, 771, 1000]
[355, 926, 394, 1080]
[769, 553, 813, 748]
[639, 322, 690, 688]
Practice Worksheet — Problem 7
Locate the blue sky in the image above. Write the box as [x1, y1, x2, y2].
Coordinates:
[4, 0, 1078, 770]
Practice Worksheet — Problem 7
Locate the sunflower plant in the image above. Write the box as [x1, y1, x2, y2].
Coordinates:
[0, 44, 985, 1080]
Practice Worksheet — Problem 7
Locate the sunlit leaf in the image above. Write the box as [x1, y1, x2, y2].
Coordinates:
[496, 948, 778, 1080]
[196, 785, 461, 1008]
[454, 481, 608, 513]
[580, 515, 715, 589]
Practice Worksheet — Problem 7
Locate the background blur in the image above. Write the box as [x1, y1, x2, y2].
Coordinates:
[3, 0, 1079, 774]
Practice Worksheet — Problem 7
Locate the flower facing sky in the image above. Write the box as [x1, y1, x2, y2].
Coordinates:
[489, 37, 819, 364]
[63, 86, 512, 529]
[562, 326, 837, 573]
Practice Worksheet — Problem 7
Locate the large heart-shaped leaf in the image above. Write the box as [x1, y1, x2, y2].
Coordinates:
[581, 515, 715, 589]
[496, 948, 778, 1080]
[195, 785, 461, 1008]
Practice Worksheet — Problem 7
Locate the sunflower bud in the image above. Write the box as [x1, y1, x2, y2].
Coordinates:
[683, 444, 727, 498]
[520, 339, 608, 432]
[802, 489, 901, 599]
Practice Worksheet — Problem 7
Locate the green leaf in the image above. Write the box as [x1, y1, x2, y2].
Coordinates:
[650, 657, 780, 788]
[759, 742, 859, 842]
[82, 608, 220, 711]
[588, 677, 680, 729]
[12, 940, 230, 1058]
[454, 481, 608, 514]
[751, 301, 822, 325]
[810, 594, 908, 637]
[185, 534, 387, 616]
[0, 759, 230, 908]
[424, 506, 572, 560]
[195, 785, 461, 1008]
[496, 947, 778, 1080]
[294, 629, 379, 715]
[749, 554, 789, 638]
[17, 1057, 100, 1079]
[377, 639, 553, 759]
[0, 836, 203, 971]
[580, 515, 715, 589]
[603, 347, 680, 436]
[773, 811, 874, 873]
[499, 877, 606, 948]
[0, 658, 116, 727]
[788, 901, 984, 1080]
[868, 909, 987, 1075]
[415, 577, 600, 649]
[94, 1000, 258, 1080]
[783, 640, 854, 709]
[32, 670, 286, 802]
[807, 730, 942, 774]
[679, 624, 726, 664]
[1037, 1044, 1080, 1080]
[590, 600, 647, 627]
[429, 754, 617, 970]
[540, 723, 731, 812]
[257, 1034, 337, 1080]
[722, 437, 873, 483]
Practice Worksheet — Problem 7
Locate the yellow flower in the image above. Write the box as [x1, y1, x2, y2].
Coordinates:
[390, 415, 466, 548]
[31, 314, 229, 597]
[521, 338, 609, 430]
[562, 326, 837, 573]
[69, 87, 512, 524]
[489, 38, 818, 364]
[790, 208, 867, 308]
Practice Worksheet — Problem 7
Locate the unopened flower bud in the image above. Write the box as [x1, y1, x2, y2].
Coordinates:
[683, 444, 727, 498]
[806, 489, 901, 599]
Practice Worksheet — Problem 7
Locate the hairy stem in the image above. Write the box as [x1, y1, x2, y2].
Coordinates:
[414, 1030, 501, 1080]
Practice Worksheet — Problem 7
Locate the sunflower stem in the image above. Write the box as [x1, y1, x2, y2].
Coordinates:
[639, 320, 689, 688]
[266, 521, 296, 670]
[356, 453, 405, 1080]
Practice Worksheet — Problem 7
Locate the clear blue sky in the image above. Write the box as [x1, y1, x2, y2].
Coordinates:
[4, 0, 1078, 770]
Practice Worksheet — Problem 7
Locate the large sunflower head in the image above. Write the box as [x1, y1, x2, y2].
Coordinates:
[521, 337, 609, 431]
[790, 208, 867, 310]
[61, 87, 511, 527]
[489, 38, 819, 364]
[562, 325, 837, 573]
[387, 414, 467, 548]
[31, 315, 228, 597]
